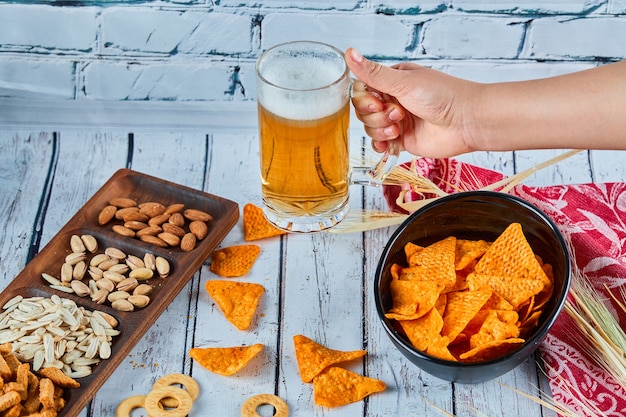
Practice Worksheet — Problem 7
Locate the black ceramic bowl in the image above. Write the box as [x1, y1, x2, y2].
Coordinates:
[374, 191, 571, 384]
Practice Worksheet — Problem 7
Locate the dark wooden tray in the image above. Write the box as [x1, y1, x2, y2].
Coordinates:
[0, 168, 239, 417]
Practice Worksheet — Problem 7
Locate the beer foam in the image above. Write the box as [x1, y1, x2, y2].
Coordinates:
[259, 56, 348, 121]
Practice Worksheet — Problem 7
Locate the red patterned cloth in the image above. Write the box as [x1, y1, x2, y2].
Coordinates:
[383, 157, 626, 416]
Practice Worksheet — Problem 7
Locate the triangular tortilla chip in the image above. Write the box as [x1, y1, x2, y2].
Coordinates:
[467, 310, 521, 349]
[459, 338, 525, 362]
[466, 273, 544, 309]
[293, 335, 366, 383]
[398, 308, 443, 352]
[474, 223, 550, 286]
[313, 367, 386, 407]
[455, 239, 491, 271]
[404, 236, 456, 286]
[189, 344, 263, 376]
[441, 286, 492, 342]
[205, 280, 265, 330]
[210, 244, 261, 277]
[384, 279, 445, 321]
[243, 203, 287, 241]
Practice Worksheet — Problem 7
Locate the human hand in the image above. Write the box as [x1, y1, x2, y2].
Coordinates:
[345, 48, 481, 159]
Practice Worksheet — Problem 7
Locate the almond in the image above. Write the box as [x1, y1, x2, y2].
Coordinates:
[162, 223, 185, 238]
[184, 208, 212, 222]
[168, 212, 185, 227]
[98, 205, 117, 225]
[180, 233, 197, 252]
[136, 226, 162, 237]
[139, 202, 166, 218]
[115, 207, 139, 220]
[109, 197, 137, 208]
[189, 221, 209, 240]
[164, 203, 185, 215]
[139, 235, 168, 248]
[158, 232, 181, 247]
[148, 213, 170, 227]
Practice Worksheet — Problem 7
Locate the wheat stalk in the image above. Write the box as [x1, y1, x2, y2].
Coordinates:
[332, 150, 583, 234]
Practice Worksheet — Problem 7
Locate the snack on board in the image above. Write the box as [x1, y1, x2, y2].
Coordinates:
[293, 335, 385, 408]
[243, 203, 287, 241]
[385, 222, 553, 363]
[293, 334, 366, 383]
[209, 245, 261, 277]
[0, 342, 75, 416]
[116, 373, 199, 417]
[189, 344, 264, 376]
[98, 198, 212, 251]
[241, 394, 289, 417]
[313, 366, 386, 408]
[205, 280, 265, 330]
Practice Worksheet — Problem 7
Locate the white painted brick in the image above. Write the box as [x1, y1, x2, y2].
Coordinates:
[526, 17, 626, 60]
[0, 4, 98, 52]
[81, 61, 242, 101]
[370, 1, 448, 13]
[453, 0, 607, 14]
[423, 15, 525, 59]
[101, 8, 251, 55]
[435, 61, 597, 82]
[260, 12, 415, 56]
[0, 57, 74, 98]
[218, 0, 360, 10]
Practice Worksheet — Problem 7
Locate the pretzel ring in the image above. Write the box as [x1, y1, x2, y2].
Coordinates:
[145, 387, 193, 417]
[241, 394, 289, 417]
[116, 395, 147, 417]
[153, 373, 200, 408]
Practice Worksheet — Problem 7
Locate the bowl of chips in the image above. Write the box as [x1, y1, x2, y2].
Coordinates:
[374, 191, 571, 384]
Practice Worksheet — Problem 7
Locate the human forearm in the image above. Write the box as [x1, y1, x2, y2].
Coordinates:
[473, 61, 626, 152]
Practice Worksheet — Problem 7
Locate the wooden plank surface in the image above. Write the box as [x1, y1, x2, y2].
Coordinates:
[2, 129, 625, 417]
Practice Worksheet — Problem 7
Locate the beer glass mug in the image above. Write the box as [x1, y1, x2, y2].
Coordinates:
[256, 41, 397, 233]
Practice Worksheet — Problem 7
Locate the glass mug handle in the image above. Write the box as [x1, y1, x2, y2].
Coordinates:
[349, 79, 400, 186]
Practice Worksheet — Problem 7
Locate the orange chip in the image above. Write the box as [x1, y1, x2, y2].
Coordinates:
[466, 273, 545, 309]
[468, 310, 521, 349]
[189, 344, 263, 376]
[481, 291, 514, 311]
[243, 203, 287, 241]
[455, 239, 491, 270]
[408, 236, 456, 268]
[205, 280, 265, 330]
[474, 223, 550, 287]
[425, 335, 456, 361]
[403, 242, 423, 260]
[398, 308, 443, 352]
[210, 244, 261, 277]
[459, 338, 525, 362]
[313, 367, 385, 408]
[384, 279, 445, 321]
[293, 335, 366, 383]
[440, 286, 492, 342]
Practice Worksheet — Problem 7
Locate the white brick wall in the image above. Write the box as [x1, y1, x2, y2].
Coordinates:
[0, 1, 624, 104]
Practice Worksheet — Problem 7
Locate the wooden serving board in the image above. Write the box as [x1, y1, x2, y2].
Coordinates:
[0, 168, 239, 417]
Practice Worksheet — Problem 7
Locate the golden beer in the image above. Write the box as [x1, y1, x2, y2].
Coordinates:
[256, 41, 351, 232]
[258, 102, 350, 217]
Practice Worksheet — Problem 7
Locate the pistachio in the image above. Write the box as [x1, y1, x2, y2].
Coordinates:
[88, 266, 104, 280]
[90, 253, 110, 267]
[111, 299, 134, 312]
[116, 277, 139, 292]
[98, 258, 120, 271]
[60, 263, 73, 283]
[126, 255, 145, 270]
[72, 260, 87, 280]
[65, 252, 87, 266]
[103, 270, 126, 284]
[41, 273, 61, 286]
[133, 284, 153, 296]
[128, 295, 150, 308]
[91, 289, 109, 305]
[144, 253, 156, 271]
[70, 280, 90, 297]
[107, 263, 129, 275]
[107, 291, 130, 303]
[104, 247, 126, 260]
[70, 235, 86, 253]
[155, 257, 170, 278]
[95, 278, 115, 292]
[129, 268, 154, 281]
[81, 234, 98, 253]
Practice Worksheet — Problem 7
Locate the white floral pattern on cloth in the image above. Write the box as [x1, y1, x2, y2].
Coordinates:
[383, 158, 626, 417]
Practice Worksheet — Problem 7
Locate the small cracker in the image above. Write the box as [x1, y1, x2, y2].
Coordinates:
[39, 367, 80, 389]
[210, 245, 261, 278]
[243, 203, 287, 241]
